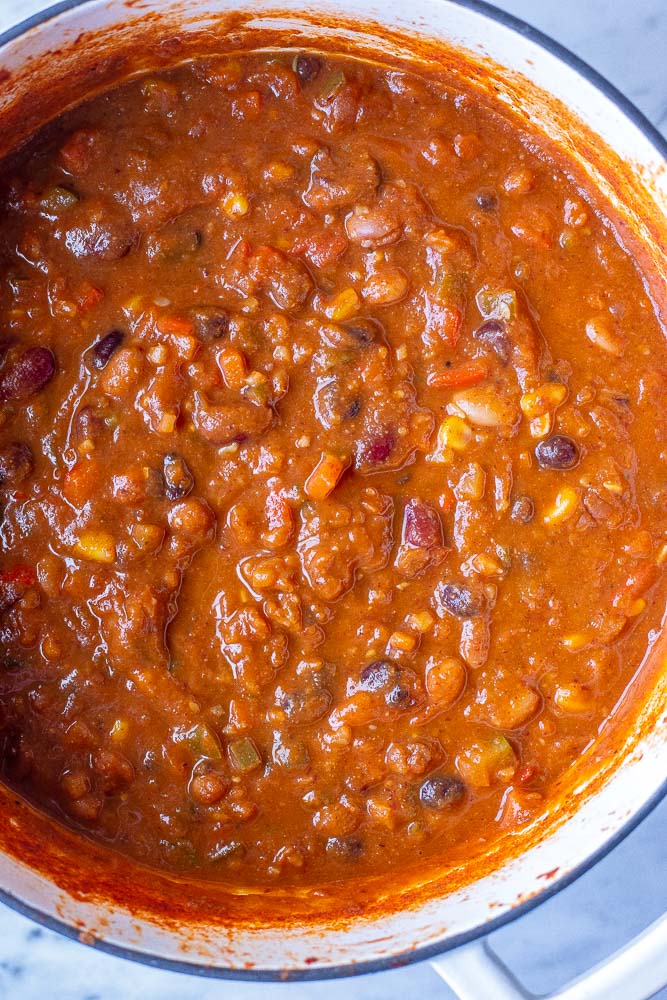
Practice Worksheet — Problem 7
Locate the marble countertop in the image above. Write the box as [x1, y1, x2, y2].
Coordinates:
[0, 0, 665, 997]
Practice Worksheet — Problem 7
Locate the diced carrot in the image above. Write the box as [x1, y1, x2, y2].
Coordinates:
[216, 346, 248, 390]
[428, 362, 487, 389]
[63, 461, 97, 507]
[156, 314, 195, 337]
[305, 452, 348, 500]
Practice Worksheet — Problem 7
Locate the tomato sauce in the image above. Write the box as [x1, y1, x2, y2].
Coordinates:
[0, 51, 665, 888]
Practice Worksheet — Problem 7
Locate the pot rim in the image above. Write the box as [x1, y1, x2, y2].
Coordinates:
[0, 0, 665, 983]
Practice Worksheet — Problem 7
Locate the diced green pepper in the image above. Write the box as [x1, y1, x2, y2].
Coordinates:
[228, 736, 261, 772]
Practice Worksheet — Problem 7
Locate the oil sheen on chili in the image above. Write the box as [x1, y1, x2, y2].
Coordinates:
[0, 51, 665, 888]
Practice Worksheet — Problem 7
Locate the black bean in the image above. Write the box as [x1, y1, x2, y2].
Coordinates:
[511, 495, 535, 524]
[0, 442, 33, 486]
[435, 582, 485, 619]
[476, 190, 498, 211]
[191, 307, 229, 341]
[275, 683, 331, 724]
[535, 434, 580, 471]
[163, 453, 194, 500]
[91, 330, 124, 370]
[343, 398, 361, 420]
[419, 774, 465, 810]
[473, 319, 511, 364]
[359, 659, 395, 692]
[385, 684, 412, 708]
[0, 347, 55, 402]
[340, 318, 380, 347]
[326, 836, 363, 859]
[294, 54, 322, 83]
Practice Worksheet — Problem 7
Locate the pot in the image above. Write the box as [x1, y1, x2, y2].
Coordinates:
[0, 2, 665, 997]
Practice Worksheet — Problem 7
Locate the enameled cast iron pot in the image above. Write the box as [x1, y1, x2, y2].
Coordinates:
[0, 2, 665, 996]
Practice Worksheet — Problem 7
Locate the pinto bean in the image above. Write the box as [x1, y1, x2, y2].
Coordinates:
[163, 453, 194, 500]
[435, 582, 486, 619]
[192, 392, 273, 445]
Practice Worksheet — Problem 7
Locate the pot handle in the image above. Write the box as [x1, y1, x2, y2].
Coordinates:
[430, 912, 667, 1000]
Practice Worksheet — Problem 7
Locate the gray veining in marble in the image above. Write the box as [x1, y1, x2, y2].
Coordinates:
[0, 0, 665, 997]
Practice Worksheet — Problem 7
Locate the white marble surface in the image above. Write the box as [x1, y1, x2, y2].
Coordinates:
[0, 0, 665, 997]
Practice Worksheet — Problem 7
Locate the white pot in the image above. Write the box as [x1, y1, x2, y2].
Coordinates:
[0, 2, 665, 997]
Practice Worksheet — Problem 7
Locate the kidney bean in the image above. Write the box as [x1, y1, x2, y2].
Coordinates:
[91, 329, 124, 369]
[0, 347, 55, 401]
[403, 498, 443, 549]
[535, 434, 580, 470]
[419, 773, 465, 809]
[355, 427, 396, 468]
[0, 442, 34, 485]
[74, 405, 105, 442]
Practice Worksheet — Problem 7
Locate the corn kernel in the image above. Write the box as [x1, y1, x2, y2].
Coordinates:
[455, 462, 486, 501]
[472, 552, 504, 577]
[530, 413, 552, 438]
[326, 288, 360, 321]
[561, 632, 590, 650]
[627, 598, 647, 617]
[264, 161, 294, 183]
[554, 683, 594, 714]
[656, 542, 667, 565]
[110, 719, 129, 741]
[405, 611, 434, 633]
[78, 438, 95, 455]
[73, 531, 116, 563]
[147, 344, 168, 365]
[388, 630, 417, 652]
[602, 478, 624, 494]
[221, 191, 249, 217]
[520, 383, 567, 419]
[543, 487, 580, 526]
[41, 634, 61, 661]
